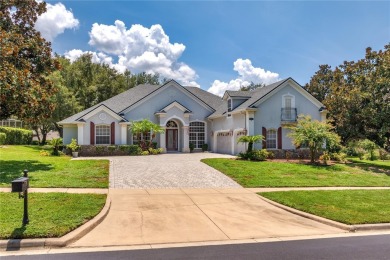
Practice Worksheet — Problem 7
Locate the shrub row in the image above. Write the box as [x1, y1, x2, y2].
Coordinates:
[0, 133, 6, 145]
[0, 127, 33, 145]
[71, 145, 163, 157]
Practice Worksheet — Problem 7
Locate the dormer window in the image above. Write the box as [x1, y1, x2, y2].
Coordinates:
[228, 99, 233, 112]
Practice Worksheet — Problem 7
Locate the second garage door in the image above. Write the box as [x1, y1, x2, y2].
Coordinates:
[216, 133, 232, 154]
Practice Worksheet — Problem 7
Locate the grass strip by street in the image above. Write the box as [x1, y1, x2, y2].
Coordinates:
[201, 158, 390, 187]
[0, 146, 109, 188]
[259, 190, 390, 225]
[0, 193, 106, 239]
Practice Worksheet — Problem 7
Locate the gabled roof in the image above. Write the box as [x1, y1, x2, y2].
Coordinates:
[155, 101, 192, 114]
[59, 77, 323, 124]
[58, 81, 224, 124]
[58, 84, 159, 124]
[208, 78, 325, 119]
[208, 78, 288, 118]
[223, 90, 252, 100]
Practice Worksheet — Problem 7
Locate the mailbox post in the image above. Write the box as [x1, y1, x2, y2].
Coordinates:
[11, 169, 29, 225]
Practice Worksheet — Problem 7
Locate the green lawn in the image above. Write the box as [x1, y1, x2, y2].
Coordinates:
[347, 158, 390, 170]
[0, 193, 106, 239]
[202, 158, 390, 187]
[260, 190, 390, 225]
[0, 146, 109, 188]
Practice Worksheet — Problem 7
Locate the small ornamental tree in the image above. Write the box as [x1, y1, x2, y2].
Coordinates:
[237, 135, 264, 153]
[358, 139, 378, 161]
[50, 137, 63, 156]
[287, 115, 341, 163]
[129, 119, 164, 150]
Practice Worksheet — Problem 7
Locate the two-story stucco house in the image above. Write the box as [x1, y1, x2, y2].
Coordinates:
[59, 77, 327, 155]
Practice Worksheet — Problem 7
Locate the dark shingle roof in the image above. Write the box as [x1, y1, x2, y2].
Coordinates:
[185, 87, 224, 110]
[59, 83, 223, 124]
[59, 78, 297, 124]
[225, 90, 252, 98]
[58, 84, 159, 124]
[208, 78, 289, 118]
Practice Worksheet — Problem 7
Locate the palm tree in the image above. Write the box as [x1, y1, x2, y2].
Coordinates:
[237, 135, 264, 153]
[50, 137, 63, 156]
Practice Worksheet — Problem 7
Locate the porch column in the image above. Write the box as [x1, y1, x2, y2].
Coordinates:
[246, 111, 255, 135]
[160, 126, 166, 153]
[77, 123, 84, 145]
[182, 126, 190, 153]
[120, 123, 127, 145]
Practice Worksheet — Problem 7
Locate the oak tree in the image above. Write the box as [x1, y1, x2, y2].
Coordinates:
[0, 0, 59, 124]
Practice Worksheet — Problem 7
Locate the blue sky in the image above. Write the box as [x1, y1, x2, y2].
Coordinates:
[40, 0, 390, 95]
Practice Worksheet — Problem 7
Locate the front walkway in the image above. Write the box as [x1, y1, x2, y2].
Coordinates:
[107, 153, 241, 189]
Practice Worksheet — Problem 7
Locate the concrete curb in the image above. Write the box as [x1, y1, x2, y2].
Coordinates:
[0, 195, 111, 250]
[259, 196, 390, 232]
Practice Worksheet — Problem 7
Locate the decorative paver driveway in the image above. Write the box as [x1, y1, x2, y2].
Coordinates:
[108, 153, 241, 189]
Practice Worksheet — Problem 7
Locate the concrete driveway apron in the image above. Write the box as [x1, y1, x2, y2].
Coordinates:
[71, 154, 344, 247]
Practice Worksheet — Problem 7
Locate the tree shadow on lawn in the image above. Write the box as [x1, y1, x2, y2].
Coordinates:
[0, 160, 53, 184]
[25, 145, 52, 152]
[347, 162, 390, 176]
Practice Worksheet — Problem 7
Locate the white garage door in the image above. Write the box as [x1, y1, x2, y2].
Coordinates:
[216, 133, 232, 154]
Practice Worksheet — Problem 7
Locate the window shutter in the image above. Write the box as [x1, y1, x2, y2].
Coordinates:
[262, 127, 267, 148]
[277, 127, 282, 149]
[90, 122, 95, 145]
[111, 122, 115, 145]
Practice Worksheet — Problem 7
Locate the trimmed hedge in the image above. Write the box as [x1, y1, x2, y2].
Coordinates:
[0, 133, 6, 145]
[0, 127, 33, 145]
[74, 145, 150, 156]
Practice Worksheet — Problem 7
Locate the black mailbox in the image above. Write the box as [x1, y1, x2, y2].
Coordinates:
[11, 177, 29, 192]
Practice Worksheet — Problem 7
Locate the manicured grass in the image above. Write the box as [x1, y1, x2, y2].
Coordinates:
[347, 158, 390, 170]
[0, 193, 106, 239]
[0, 146, 109, 188]
[201, 158, 390, 187]
[260, 190, 390, 225]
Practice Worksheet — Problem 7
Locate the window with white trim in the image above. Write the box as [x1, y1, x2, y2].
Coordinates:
[96, 125, 110, 145]
[266, 129, 277, 149]
[133, 132, 151, 144]
[189, 121, 205, 149]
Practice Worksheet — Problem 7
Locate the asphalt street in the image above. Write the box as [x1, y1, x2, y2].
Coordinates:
[3, 234, 390, 260]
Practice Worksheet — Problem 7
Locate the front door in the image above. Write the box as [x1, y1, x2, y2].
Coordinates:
[166, 129, 178, 151]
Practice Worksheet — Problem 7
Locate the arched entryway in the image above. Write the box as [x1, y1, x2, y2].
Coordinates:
[166, 120, 179, 151]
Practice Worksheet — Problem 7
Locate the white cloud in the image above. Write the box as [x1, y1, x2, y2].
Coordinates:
[208, 79, 251, 97]
[64, 49, 114, 66]
[35, 2, 79, 42]
[86, 20, 198, 87]
[207, 59, 280, 96]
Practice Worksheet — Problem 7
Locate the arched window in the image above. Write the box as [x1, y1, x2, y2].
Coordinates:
[96, 125, 110, 145]
[166, 120, 178, 128]
[266, 129, 277, 149]
[189, 121, 205, 149]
